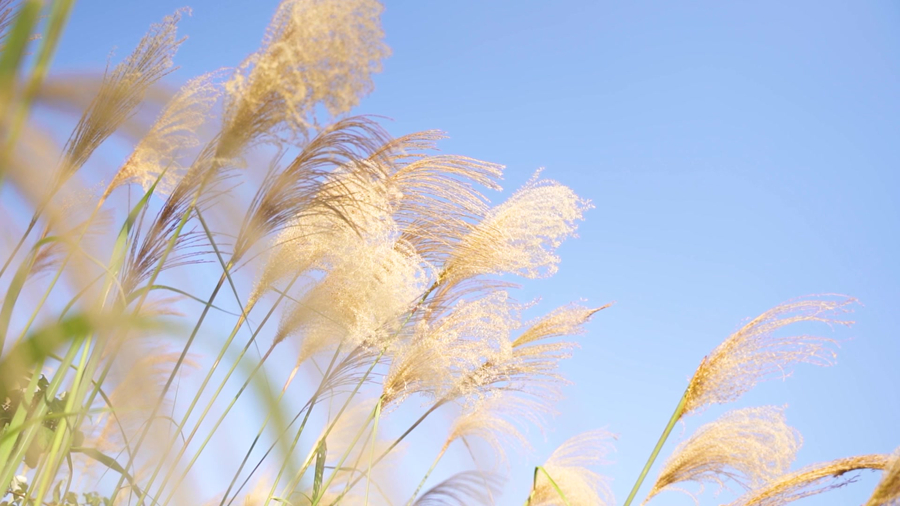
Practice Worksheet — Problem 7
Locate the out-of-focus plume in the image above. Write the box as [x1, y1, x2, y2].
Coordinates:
[529, 429, 615, 506]
[414, 471, 503, 506]
[445, 392, 545, 462]
[90, 343, 197, 464]
[644, 406, 801, 504]
[683, 296, 855, 415]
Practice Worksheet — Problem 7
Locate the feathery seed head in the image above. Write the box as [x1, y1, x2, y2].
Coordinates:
[442, 172, 590, 289]
[275, 238, 427, 360]
[382, 291, 519, 405]
[446, 392, 546, 463]
[725, 454, 893, 506]
[644, 406, 801, 504]
[108, 71, 222, 198]
[60, 9, 185, 185]
[513, 302, 609, 348]
[684, 296, 855, 415]
[224, 0, 388, 144]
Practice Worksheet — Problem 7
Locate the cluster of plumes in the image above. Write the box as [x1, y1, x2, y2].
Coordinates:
[529, 430, 616, 506]
[253, 130, 598, 503]
[683, 296, 855, 415]
[644, 406, 801, 504]
[0, 0, 608, 503]
[724, 453, 893, 506]
[108, 0, 393, 303]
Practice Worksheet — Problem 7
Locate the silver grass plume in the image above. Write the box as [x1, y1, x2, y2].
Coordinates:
[105, 71, 222, 199]
[644, 406, 801, 504]
[724, 454, 892, 506]
[684, 296, 855, 415]
[530, 429, 615, 506]
[223, 0, 389, 148]
[378, 131, 504, 265]
[232, 116, 390, 262]
[437, 171, 590, 306]
[382, 291, 519, 406]
[57, 9, 185, 188]
[445, 392, 546, 463]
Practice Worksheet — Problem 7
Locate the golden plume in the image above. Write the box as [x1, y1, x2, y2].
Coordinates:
[684, 296, 854, 415]
[725, 454, 892, 506]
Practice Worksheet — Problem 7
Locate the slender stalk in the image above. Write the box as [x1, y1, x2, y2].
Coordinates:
[524, 466, 570, 506]
[406, 443, 449, 505]
[271, 349, 388, 505]
[158, 341, 277, 506]
[334, 400, 445, 501]
[0, 214, 37, 282]
[364, 397, 382, 505]
[621, 390, 688, 506]
[270, 283, 442, 505]
[310, 402, 379, 505]
[220, 347, 343, 506]
[108, 178, 211, 501]
[152, 270, 305, 506]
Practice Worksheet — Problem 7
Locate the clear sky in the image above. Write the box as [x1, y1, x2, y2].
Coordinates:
[45, 1, 900, 504]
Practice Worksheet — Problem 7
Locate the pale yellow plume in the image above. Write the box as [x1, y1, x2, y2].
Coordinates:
[644, 406, 801, 504]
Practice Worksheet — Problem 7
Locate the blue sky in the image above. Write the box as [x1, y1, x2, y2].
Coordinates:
[44, 1, 900, 504]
